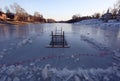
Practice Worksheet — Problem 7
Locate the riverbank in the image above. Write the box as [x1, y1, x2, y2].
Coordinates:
[0, 23, 5, 26]
[0, 21, 32, 25]
[75, 19, 120, 27]
[0, 21, 45, 26]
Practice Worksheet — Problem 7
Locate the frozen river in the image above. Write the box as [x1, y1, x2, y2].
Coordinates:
[0, 23, 120, 81]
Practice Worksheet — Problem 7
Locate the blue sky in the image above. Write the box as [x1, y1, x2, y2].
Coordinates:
[0, 0, 116, 21]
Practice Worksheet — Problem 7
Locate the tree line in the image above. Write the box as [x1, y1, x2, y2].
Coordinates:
[67, 0, 120, 23]
[0, 3, 56, 23]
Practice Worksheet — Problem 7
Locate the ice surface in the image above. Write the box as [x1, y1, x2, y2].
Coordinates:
[0, 76, 7, 81]
[81, 35, 109, 51]
[113, 50, 120, 58]
[0, 23, 120, 81]
[7, 77, 12, 81]
[0, 55, 3, 58]
[74, 75, 80, 81]
[3, 49, 8, 52]
[13, 77, 20, 81]
[17, 38, 32, 47]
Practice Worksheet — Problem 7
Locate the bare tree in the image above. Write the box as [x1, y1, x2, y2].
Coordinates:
[10, 3, 29, 21]
[34, 11, 44, 22]
[34, 12, 40, 17]
[47, 19, 55, 23]
[72, 14, 80, 20]
[4, 6, 10, 13]
[0, 8, 2, 12]
[1, 3, 46, 22]
[115, 0, 120, 9]
[92, 13, 101, 18]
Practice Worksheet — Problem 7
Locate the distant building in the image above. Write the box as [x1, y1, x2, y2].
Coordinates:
[47, 19, 56, 23]
[101, 10, 112, 22]
[27, 15, 34, 22]
[0, 11, 7, 21]
[6, 12, 15, 20]
[116, 9, 120, 21]
[14, 15, 19, 21]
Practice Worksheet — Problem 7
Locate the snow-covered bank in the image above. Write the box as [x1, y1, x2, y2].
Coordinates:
[0, 63, 119, 81]
[75, 19, 103, 25]
[75, 19, 120, 27]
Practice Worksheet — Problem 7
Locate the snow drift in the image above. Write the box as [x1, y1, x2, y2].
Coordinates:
[75, 19, 120, 27]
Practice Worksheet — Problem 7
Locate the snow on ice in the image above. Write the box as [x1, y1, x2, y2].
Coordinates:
[0, 39, 120, 81]
[0, 37, 33, 60]
[75, 19, 120, 28]
[42, 64, 51, 80]
[75, 19, 103, 25]
[13, 77, 20, 81]
[80, 35, 109, 51]
[0, 19, 120, 81]
[0, 63, 119, 81]
[17, 37, 32, 48]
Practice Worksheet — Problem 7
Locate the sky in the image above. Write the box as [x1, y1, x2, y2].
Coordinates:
[0, 0, 117, 21]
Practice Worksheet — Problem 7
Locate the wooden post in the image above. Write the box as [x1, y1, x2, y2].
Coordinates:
[51, 31, 54, 47]
[61, 27, 62, 35]
[55, 29, 57, 45]
[63, 31, 65, 47]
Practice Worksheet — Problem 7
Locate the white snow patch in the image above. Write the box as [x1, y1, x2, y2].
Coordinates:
[75, 19, 103, 25]
[75, 19, 120, 28]
[42, 64, 51, 80]
[6, 65, 16, 75]
[74, 75, 80, 81]
[113, 50, 120, 58]
[17, 38, 32, 48]
[0, 55, 3, 58]
[3, 49, 7, 52]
